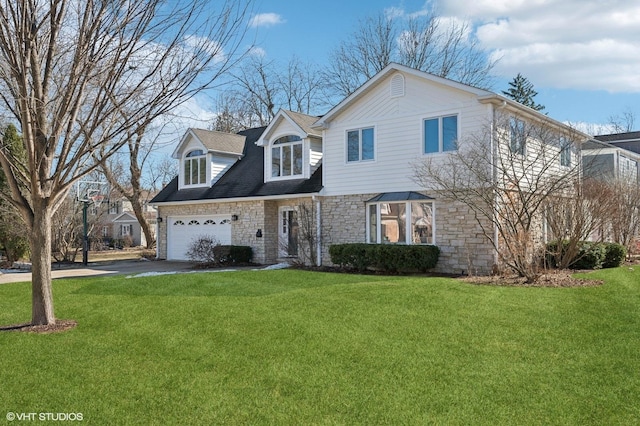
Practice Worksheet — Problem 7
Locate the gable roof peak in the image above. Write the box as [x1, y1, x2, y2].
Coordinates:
[172, 128, 246, 159]
[257, 109, 321, 146]
[313, 63, 493, 128]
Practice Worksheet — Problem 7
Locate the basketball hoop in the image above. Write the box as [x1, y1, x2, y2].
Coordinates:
[90, 194, 105, 207]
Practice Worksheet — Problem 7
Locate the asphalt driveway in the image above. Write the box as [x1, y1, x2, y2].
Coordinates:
[0, 259, 198, 284]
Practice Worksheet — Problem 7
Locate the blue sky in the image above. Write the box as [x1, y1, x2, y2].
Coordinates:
[241, 0, 640, 134]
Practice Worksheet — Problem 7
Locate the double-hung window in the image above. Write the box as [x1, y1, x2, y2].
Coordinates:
[347, 127, 374, 162]
[272, 135, 303, 177]
[509, 117, 526, 155]
[367, 201, 435, 245]
[424, 115, 458, 154]
[184, 150, 207, 185]
[559, 137, 571, 167]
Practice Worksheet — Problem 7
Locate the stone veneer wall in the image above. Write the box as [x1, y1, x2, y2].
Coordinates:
[157, 200, 270, 263]
[318, 194, 496, 275]
[156, 197, 316, 265]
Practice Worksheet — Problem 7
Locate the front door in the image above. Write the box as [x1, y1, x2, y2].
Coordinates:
[279, 208, 298, 257]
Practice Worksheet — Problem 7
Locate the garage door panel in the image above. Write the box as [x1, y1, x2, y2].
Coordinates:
[167, 215, 231, 260]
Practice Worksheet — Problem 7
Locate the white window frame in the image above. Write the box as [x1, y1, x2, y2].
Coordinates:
[509, 117, 526, 156]
[120, 224, 132, 237]
[366, 201, 436, 245]
[559, 137, 571, 167]
[270, 135, 304, 180]
[183, 149, 208, 187]
[423, 114, 459, 154]
[346, 127, 375, 163]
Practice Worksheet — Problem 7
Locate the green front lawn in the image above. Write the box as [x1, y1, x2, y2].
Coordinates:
[1, 268, 639, 424]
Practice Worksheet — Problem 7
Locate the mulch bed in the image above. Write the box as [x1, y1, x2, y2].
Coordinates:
[0, 319, 77, 334]
[459, 269, 604, 287]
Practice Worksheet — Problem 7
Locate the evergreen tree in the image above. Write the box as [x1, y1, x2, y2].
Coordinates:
[0, 125, 29, 262]
[502, 73, 545, 111]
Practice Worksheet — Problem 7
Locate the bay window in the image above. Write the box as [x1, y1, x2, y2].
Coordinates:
[367, 198, 434, 245]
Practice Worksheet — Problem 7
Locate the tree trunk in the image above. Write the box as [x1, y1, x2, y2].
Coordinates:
[30, 203, 55, 325]
[130, 199, 156, 249]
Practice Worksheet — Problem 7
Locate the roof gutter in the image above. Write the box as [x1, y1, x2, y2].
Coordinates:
[150, 192, 323, 207]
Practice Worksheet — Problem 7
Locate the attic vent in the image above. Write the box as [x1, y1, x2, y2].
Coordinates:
[390, 73, 405, 98]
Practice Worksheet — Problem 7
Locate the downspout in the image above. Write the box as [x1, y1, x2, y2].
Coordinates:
[313, 194, 322, 266]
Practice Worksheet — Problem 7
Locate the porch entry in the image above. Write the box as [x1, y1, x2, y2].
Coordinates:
[278, 207, 298, 257]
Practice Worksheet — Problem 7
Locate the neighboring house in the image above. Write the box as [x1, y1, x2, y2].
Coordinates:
[151, 63, 589, 274]
[93, 191, 158, 247]
[582, 137, 640, 183]
[594, 131, 640, 155]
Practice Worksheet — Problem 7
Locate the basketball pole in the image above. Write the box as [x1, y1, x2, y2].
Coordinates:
[82, 200, 89, 266]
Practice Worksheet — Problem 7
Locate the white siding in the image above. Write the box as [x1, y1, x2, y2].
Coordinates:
[322, 72, 491, 196]
[211, 155, 237, 185]
[310, 137, 323, 174]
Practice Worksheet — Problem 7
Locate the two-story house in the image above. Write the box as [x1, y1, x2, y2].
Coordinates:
[151, 63, 588, 274]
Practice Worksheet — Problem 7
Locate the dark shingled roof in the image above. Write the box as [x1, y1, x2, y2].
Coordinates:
[594, 131, 640, 143]
[594, 131, 640, 155]
[151, 126, 323, 204]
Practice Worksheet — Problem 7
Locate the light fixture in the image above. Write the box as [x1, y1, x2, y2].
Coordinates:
[256, 229, 262, 238]
[231, 214, 239, 221]
[157, 217, 163, 223]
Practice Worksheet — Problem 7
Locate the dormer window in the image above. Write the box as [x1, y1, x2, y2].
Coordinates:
[271, 135, 303, 178]
[184, 149, 207, 185]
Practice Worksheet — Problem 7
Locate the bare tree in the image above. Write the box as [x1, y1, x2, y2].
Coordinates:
[413, 112, 584, 282]
[543, 179, 612, 268]
[98, 120, 178, 249]
[603, 178, 640, 254]
[608, 107, 636, 134]
[324, 10, 495, 100]
[219, 55, 328, 131]
[0, 0, 252, 326]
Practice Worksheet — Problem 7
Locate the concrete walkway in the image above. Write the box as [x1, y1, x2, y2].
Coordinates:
[0, 259, 197, 284]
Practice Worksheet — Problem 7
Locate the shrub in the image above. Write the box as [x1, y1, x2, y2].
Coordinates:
[570, 241, 606, 270]
[187, 236, 253, 266]
[329, 243, 440, 273]
[187, 235, 219, 264]
[212, 245, 253, 265]
[602, 242, 627, 268]
[545, 240, 608, 270]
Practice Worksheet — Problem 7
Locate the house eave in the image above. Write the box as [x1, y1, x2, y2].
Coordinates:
[151, 191, 323, 207]
[478, 94, 592, 141]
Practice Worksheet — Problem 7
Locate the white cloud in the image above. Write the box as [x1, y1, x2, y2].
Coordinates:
[249, 13, 286, 28]
[436, 0, 640, 93]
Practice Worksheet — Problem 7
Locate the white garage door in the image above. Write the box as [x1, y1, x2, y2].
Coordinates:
[167, 215, 232, 260]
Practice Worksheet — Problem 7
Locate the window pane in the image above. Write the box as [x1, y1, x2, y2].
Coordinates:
[424, 119, 439, 153]
[191, 158, 198, 184]
[382, 202, 406, 243]
[362, 128, 374, 160]
[293, 144, 303, 175]
[510, 118, 525, 155]
[184, 159, 191, 185]
[282, 145, 292, 175]
[442, 115, 458, 151]
[369, 204, 377, 243]
[271, 147, 280, 177]
[199, 157, 206, 184]
[347, 131, 359, 162]
[412, 202, 433, 244]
